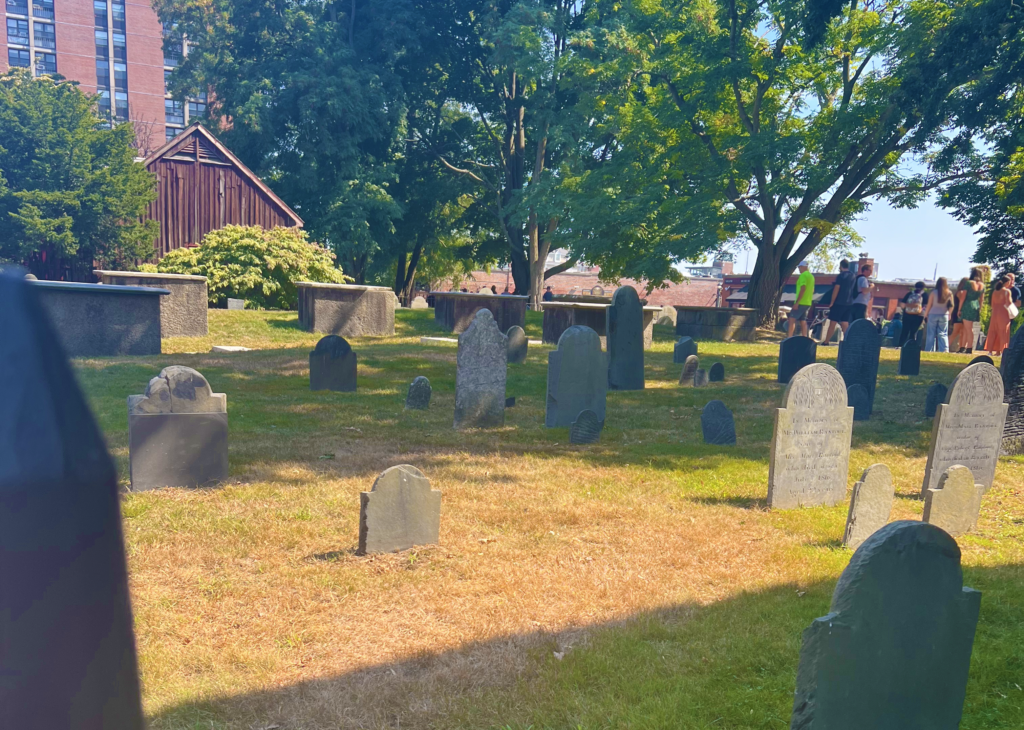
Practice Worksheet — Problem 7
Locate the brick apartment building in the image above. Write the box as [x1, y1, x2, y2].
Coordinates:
[1, 0, 198, 152]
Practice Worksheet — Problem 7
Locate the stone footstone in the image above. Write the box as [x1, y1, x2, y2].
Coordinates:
[847, 384, 870, 421]
[791, 521, 980, 729]
[708, 362, 725, 382]
[546, 326, 607, 428]
[768, 363, 853, 509]
[923, 464, 984, 537]
[309, 335, 357, 392]
[606, 285, 645, 390]
[898, 339, 921, 376]
[693, 368, 709, 387]
[506, 325, 528, 364]
[570, 409, 603, 444]
[679, 355, 699, 386]
[701, 400, 736, 445]
[454, 309, 508, 429]
[405, 376, 431, 410]
[210, 344, 252, 353]
[843, 464, 894, 550]
[358, 465, 441, 554]
[778, 336, 817, 384]
[1001, 327, 1024, 455]
[673, 336, 698, 363]
[968, 354, 994, 367]
[925, 382, 947, 418]
[837, 319, 881, 417]
[505, 396, 516, 408]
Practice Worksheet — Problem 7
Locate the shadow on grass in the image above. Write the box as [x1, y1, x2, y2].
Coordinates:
[686, 494, 769, 510]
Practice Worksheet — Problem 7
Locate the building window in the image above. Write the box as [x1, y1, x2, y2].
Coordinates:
[8, 48, 30, 67]
[6, 18, 29, 45]
[113, 61, 127, 90]
[34, 22, 56, 50]
[32, 0, 53, 20]
[166, 126, 181, 141]
[95, 29, 108, 46]
[114, 90, 128, 120]
[96, 59, 110, 88]
[188, 100, 206, 119]
[97, 89, 111, 118]
[6, 0, 29, 15]
[113, 32, 126, 61]
[111, 2, 124, 30]
[94, 0, 107, 28]
[164, 41, 181, 67]
[34, 52, 56, 76]
[165, 99, 184, 125]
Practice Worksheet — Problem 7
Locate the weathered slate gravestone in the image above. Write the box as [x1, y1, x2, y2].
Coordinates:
[709, 362, 725, 382]
[309, 335, 357, 392]
[505, 396, 516, 408]
[679, 354, 699, 386]
[778, 336, 817, 384]
[925, 382, 947, 418]
[405, 376, 432, 410]
[1001, 327, 1024, 455]
[506, 325, 528, 364]
[791, 521, 980, 730]
[358, 465, 441, 554]
[454, 309, 508, 429]
[923, 465, 984, 537]
[127, 365, 229, 490]
[701, 400, 736, 445]
[411, 295, 429, 309]
[969, 354, 994, 367]
[842, 464, 894, 550]
[657, 305, 677, 327]
[846, 384, 870, 422]
[898, 339, 921, 376]
[768, 363, 854, 509]
[0, 272, 144, 728]
[836, 318, 881, 417]
[606, 285, 645, 390]
[569, 409, 603, 444]
[673, 336, 698, 363]
[693, 368, 709, 387]
[922, 362, 1007, 495]
[546, 325, 607, 428]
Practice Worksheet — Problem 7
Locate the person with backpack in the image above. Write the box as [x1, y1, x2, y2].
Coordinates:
[822, 259, 856, 344]
[897, 281, 926, 346]
[850, 263, 875, 321]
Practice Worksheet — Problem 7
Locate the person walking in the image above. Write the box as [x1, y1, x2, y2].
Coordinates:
[787, 261, 815, 338]
[984, 275, 1015, 355]
[923, 277, 954, 352]
[822, 259, 855, 344]
[851, 263, 874, 321]
[1006, 272, 1022, 309]
[957, 268, 985, 354]
[542, 286, 555, 302]
[948, 277, 968, 351]
[897, 281, 927, 346]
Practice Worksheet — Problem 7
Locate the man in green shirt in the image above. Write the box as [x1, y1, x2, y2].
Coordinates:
[787, 261, 815, 338]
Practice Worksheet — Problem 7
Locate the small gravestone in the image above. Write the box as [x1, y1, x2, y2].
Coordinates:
[546, 326, 607, 428]
[791, 521, 980, 729]
[454, 309, 508, 429]
[606, 285, 645, 390]
[679, 354, 699, 386]
[569, 409, 603, 444]
[701, 400, 736, 445]
[969, 354, 994, 367]
[898, 339, 921, 376]
[768, 363, 853, 509]
[778, 336, 817, 384]
[693, 368, 709, 387]
[709, 362, 725, 382]
[358, 465, 441, 554]
[673, 336, 698, 363]
[309, 335, 357, 392]
[1000, 327, 1024, 455]
[925, 382, 947, 418]
[127, 366, 228, 490]
[846, 383, 870, 421]
[837, 318, 881, 417]
[411, 295, 429, 309]
[226, 298, 244, 310]
[505, 396, 516, 408]
[916, 327, 926, 349]
[922, 362, 1006, 495]
[0, 272, 144, 727]
[843, 464, 894, 550]
[657, 305, 677, 327]
[405, 376, 431, 410]
[506, 325, 528, 364]
[923, 465, 984, 537]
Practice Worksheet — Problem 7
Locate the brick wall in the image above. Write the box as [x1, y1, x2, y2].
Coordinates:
[125, 0, 165, 152]
[54, 0, 97, 92]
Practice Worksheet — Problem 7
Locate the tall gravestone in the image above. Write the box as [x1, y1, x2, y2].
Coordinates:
[0, 272, 144, 728]
[606, 285, 645, 390]
[358, 465, 441, 554]
[679, 354, 699, 386]
[309, 334, 357, 391]
[454, 309, 508, 429]
[709, 362, 725, 382]
[546, 325, 607, 428]
[922, 362, 1006, 495]
[842, 464, 894, 550]
[925, 382, 947, 419]
[923, 465, 984, 537]
[778, 336, 817, 384]
[768, 363, 854, 509]
[701, 400, 736, 445]
[405, 376, 432, 410]
[836, 319, 881, 417]
[846, 384, 870, 422]
[506, 325, 528, 364]
[897, 339, 921, 376]
[673, 336, 698, 364]
[791, 521, 980, 730]
[1001, 327, 1024, 455]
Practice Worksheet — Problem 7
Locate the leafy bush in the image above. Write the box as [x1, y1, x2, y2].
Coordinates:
[157, 225, 348, 309]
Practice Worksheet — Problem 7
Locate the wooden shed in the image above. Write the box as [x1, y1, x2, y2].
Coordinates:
[143, 123, 303, 257]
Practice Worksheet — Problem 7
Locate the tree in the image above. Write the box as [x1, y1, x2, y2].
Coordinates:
[0, 70, 158, 279]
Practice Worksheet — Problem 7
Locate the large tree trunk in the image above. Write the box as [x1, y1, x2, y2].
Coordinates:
[744, 250, 783, 328]
[400, 240, 423, 305]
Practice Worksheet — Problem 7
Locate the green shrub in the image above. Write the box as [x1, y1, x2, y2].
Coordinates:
[157, 225, 348, 309]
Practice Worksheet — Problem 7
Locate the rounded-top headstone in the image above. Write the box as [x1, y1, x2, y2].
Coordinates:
[506, 325, 528, 364]
[607, 285, 645, 391]
[778, 335, 817, 384]
[968, 354, 994, 367]
[847, 383, 870, 421]
[782, 362, 848, 410]
[701, 400, 736, 445]
[898, 338, 921, 376]
[557, 324, 602, 355]
[843, 463, 894, 550]
[358, 465, 441, 555]
[679, 354, 699, 386]
[569, 409, 603, 444]
[925, 382, 947, 418]
[405, 376, 432, 410]
[946, 361, 1004, 407]
[708, 362, 725, 382]
[674, 336, 698, 364]
[313, 334, 352, 358]
[129, 365, 224, 414]
[923, 464, 983, 537]
[454, 308, 508, 429]
[693, 368, 709, 387]
[837, 318, 881, 416]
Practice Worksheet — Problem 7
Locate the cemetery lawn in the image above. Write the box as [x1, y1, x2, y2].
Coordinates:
[73, 310, 1024, 730]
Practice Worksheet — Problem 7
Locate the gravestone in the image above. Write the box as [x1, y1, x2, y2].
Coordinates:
[405, 376, 432, 410]
[925, 382, 947, 418]
[546, 325, 607, 428]
[836, 318, 881, 417]
[791, 521, 980, 730]
[227, 297, 244, 310]
[916, 326, 926, 350]
[505, 396, 516, 408]
[1001, 327, 1024, 455]
[709, 362, 725, 382]
[606, 285, 645, 390]
[569, 409, 603, 444]
[358, 465, 441, 554]
[506, 325, 528, 364]
[923, 465, 984, 537]
[693, 368, 709, 387]
[778, 336, 817, 384]
[127, 366, 229, 490]
[309, 335, 357, 392]
[842, 464, 894, 550]
[657, 305, 677, 327]
[411, 295, 429, 309]
[968, 354, 994, 367]
[898, 339, 921, 376]
[673, 336, 698, 363]
[454, 309, 508, 429]
[701, 400, 736, 445]
[768, 363, 854, 509]
[921, 362, 1006, 495]
[679, 355, 699, 386]
[0, 272, 144, 727]
[847, 384, 870, 422]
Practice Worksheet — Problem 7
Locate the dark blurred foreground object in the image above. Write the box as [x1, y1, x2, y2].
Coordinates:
[0, 272, 143, 729]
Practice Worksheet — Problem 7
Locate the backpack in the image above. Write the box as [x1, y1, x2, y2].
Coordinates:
[905, 290, 923, 315]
